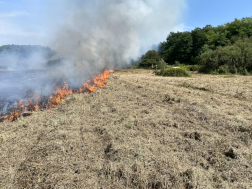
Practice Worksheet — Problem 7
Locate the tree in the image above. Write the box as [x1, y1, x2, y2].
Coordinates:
[158, 42, 167, 58]
[206, 29, 228, 49]
[144, 50, 159, 60]
[142, 16, 252, 69]
[139, 50, 160, 67]
[191, 27, 208, 63]
[163, 31, 193, 64]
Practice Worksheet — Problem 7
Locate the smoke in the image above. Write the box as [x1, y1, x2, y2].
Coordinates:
[46, 0, 186, 86]
[0, 0, 186, 116]
[0, 50, 48, 71]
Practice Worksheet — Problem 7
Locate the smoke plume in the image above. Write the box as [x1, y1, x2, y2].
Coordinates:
[0, 0, 186, 116]
[46, 0, 186, 86]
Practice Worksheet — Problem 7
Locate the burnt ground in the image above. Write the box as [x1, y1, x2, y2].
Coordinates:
[0, 70, 76, 117]
[0, 70, 51, 117]
[0, 69, 252, 188]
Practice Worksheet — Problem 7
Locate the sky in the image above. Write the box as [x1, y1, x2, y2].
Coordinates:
[0, 0, 251, 47]
[185, 0, 252, 29]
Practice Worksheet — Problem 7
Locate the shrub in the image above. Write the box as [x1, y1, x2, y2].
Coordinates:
[216, 65, 229, 74]
[139, 58, 158, 67]
[199, 37, 252, 75]
[198, 65, 212, 73]
[154, 67, 192, 77]
[139, 50, 160, 68]
[184, 65, 201, 71]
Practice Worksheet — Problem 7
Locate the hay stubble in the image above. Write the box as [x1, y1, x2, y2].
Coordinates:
[0, 69, 252, 188]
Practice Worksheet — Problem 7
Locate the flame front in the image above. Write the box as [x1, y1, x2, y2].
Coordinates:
[1, 69, 114, 122]
[48, 83, 73, 108]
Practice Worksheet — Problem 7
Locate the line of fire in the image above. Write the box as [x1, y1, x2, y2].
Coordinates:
[0, 69, 114, 122]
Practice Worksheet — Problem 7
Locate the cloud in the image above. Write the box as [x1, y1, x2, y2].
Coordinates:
[0, 11, 40, 38]
[0, 19, 39, 36]
[172, 23, 194, 33]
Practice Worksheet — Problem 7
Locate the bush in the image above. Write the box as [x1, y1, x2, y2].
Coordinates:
[184, 65, 201, 71]
[139, 58, 158, 67]
[216, 65, 229, 74]
[139, 50, 160, 68]
[199, 37, 252, 75]
[154, 67, 192, 77]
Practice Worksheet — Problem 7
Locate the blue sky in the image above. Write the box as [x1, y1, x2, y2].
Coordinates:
[0, 0, 252, 46]
[185, 0, 252, 29]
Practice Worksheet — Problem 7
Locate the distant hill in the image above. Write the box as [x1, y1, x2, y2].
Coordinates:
[0, 45, 56, 60]
[0, 45, 57, 70]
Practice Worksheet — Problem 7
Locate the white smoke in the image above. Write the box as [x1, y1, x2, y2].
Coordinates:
[45, 0, 186, 85]
[0, 0, 186, 115]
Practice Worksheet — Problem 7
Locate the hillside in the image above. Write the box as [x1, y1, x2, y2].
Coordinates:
[0, 69, 252, 188]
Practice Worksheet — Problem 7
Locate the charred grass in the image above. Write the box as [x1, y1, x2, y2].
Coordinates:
[0, 69, 252, 188]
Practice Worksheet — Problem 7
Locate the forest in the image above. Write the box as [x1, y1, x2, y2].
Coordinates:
[139, 17, 252, 75]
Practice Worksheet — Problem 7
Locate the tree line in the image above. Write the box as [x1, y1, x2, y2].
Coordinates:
[139, 17, 252, 74]
[0, 45, 56, 61]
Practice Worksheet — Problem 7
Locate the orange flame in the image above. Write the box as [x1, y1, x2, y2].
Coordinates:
[1, 69, 114, 122]
[48, 82, 73, 108]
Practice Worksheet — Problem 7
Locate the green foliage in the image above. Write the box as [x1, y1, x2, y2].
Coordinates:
[139, 50, 167, 68]
[139, 58, 158, 68]
[163, 31, 193, 64]
[144, 50, 159, 59]
[158, 42, 166, 57]
[199, 36, 252, 74]
[154, 67, 192, 77]
[184, 65, 201, 71]
[157, 17, 252, 66]
[225, 18, 252, 39]
[138, 16, 252, 76]
[157, 58, 167, 69]
[206, 29, 228, 49]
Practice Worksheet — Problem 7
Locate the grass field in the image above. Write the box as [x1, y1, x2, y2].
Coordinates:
[0, 69, 252, 188]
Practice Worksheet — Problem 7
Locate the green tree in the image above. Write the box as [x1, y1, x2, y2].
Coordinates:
[158, 42, 167, 58]
[191, 27, 208, 63]
[144, 50, 159, 59]
[206, 29, 228, 49]
[139, 50, 160, 67]
[163, 31, 193, 64]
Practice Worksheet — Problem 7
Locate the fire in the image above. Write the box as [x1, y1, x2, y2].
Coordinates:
[1, 69, 114, 122]
[83, 70, 112, 92]
[8, 110, 21, 122]
[48, 82, 73, 108]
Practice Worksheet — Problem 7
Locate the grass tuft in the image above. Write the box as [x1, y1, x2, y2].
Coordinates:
[181, 82, 213, 92]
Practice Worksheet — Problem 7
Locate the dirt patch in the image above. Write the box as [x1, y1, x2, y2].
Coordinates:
[0, 69, 252, 188]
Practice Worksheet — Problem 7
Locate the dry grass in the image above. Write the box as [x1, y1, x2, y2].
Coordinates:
[0, 69, 252, 188]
